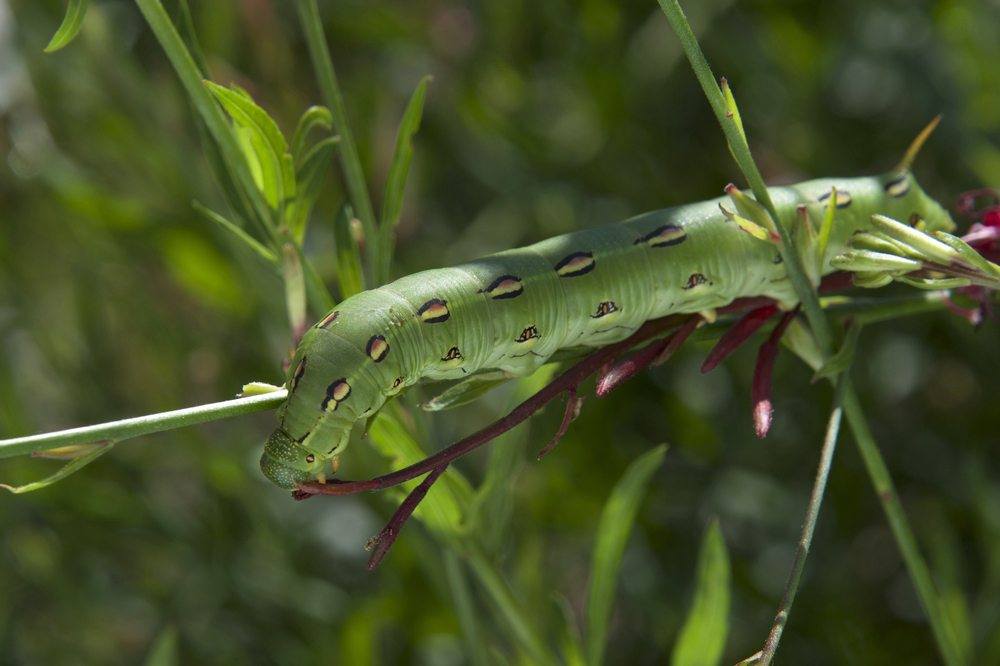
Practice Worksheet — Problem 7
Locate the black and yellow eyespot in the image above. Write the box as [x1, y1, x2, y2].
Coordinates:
[817, 188, 852, 209]
[290, 355, 307, 392]
[515, 325, 540, 345]
[591, 301, 620, 318]
[635, 224, 687, 248]
[884, 173, 910, 198]
[321, 378, 351, 411]
[316, 310, 340, 328]
[554, 251, 595, 278]
[366, 335, 389, 362]
[417, 298, 450, 323]
[483, 275, 524, 300]
[684, 273, 709, 290]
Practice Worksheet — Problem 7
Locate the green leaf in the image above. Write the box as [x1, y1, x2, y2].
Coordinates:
[143, 626, 179, 666]
[816, 187, 837, 270]
[831, 249, 923, 273]
[291, 105, 334, 165]
[812, 323, 861, 383]
[586, 445, 668, 666]
[204, 81, 295, 210]
[671, 519, 731, 666]
[870, 214, 957, 265]
[192, 200, 276, 262]
[285, 136, 339, 243]
[44, 0, 90, 53]
[376, 75, 432, 284]
[1, 441, 114, 493]
[781, 318, 824, 371]
[333, 205, 366, 298]
[422, 370, 513, 411]
[933, 231, 1000, 277]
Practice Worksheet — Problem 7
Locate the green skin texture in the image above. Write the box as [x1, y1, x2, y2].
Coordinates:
[260, 171, 955, 488]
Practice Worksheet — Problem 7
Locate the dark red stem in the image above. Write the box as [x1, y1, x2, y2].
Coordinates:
[596, 314, 700, 396]
[701, 304, 780, 373]
[365, 463, 449, 570]
[536, 388, 584, 460]
[751, 309, 798, 438]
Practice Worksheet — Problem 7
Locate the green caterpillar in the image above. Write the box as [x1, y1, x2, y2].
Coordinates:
[260, 168, 954, 488]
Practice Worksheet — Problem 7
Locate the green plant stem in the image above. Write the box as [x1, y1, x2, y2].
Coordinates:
[760, 376, 846, 665]
[656, 3, 962, 662]
[295, 0, 379, 286]
[841, 386, 965, 666]
[0, 390, 287, 460]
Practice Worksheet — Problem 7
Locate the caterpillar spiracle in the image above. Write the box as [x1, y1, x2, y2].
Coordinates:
[260, 169, 954, 488]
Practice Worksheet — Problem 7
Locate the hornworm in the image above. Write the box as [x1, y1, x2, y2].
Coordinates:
[259, 165, 955, 488]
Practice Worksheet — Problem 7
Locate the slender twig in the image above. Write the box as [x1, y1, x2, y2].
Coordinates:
[295, 0, 379, 286]
[0, 390, 288, 460]
[759, 375, 846, 665]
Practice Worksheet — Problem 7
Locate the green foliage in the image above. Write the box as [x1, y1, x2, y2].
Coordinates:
[671, 520, 731, 666]
[586, 445, 667, 666]
[44, 0, 89, 53]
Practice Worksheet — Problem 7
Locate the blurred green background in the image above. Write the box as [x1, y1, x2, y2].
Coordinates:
[1, 0, 999, 663]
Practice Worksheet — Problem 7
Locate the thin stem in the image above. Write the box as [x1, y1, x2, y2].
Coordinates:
[841, 387, 965, 666]
[0, 390, 287, 459]
[760, 375, 846, 664]
[295, 0, 379, 286]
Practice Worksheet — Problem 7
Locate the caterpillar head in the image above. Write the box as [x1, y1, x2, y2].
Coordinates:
[259, 428, 329, 489]
[884, 170, 956, 235]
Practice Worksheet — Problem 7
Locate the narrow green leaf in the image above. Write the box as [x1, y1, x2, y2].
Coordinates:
[143, 626, 179, 666]
[719, 78, 745, 142]
[586, 445, 668, 666]
[291, 105, 334, 165]
[1, 441, 114, 493]
[816, 187, 837, 269]
[870, 214, 957, 265]
[933, 231, 1000, 277]
[282, 243, 307, 337]
[192, 200, 276, 262]
[239, 382, 285, 396]
[852, 272, 895, 289]
[831, 249, 923, 273]
[896, 275, 971, 290]
[671, 519, 731, 666]
[376, 75, 432, 284]
[422, 370, 513, 411]
[44, 0, 90, 53]
[204, 81, 295, 210]
[285, 136, 339, 242]
[781, 318, 824, 372]
[812, 323, 861, 383]
[333, 205, 366, 298]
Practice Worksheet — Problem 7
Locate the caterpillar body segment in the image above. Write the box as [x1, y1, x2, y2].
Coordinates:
[260, 171, 954, 488]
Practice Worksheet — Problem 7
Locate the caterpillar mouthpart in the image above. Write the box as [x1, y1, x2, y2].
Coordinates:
[259, 428, 324, 489]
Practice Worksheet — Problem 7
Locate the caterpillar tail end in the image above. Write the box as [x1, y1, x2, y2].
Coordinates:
[260, 428, 325, 490]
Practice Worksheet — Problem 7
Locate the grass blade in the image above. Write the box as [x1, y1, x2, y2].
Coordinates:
[44, 0, 90, 53]
[291, 105, 334, 165]
[286, 136, 340, 242]
[671, 519, 731, 666]
[586, 444, 668, 666]
[376, 75, 432, 283]
[192, 200, 276, 262]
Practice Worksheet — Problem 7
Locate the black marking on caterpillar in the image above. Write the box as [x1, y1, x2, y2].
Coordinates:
[817, 188, 852, 209]
[511, 350, 545, 358]
[316, 310, 340, 328]
[366, 335, 389, 362]
[554, 251, 595, 277]
[684, 273, 710, 289]
[772, 253, 783, 264]
[392, 377, 404, 389]
[515, 325, 540, 343]
[418, 298, 450, 323]
[634, 224, 687, 248]
[441, 346, 463, 362]
[482, 275, 524, 300]
[305, 453, 315, 463]
[885, 173, 910, 198]
[590, 301, 620, 318]
[290, 355, 307, 392]
[593, 325, 634, 335]
[321, 378, 351, 411]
